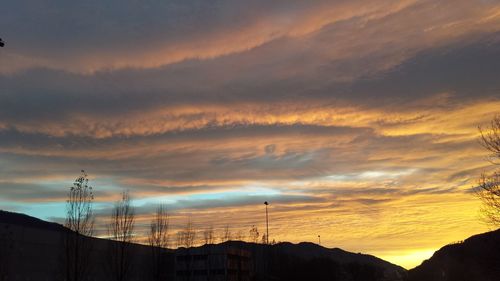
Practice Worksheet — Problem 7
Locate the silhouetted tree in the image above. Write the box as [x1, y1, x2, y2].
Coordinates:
[176, 232, 182, 248]
[148, 204, 169, 281]
[108, 191, 135, 281]
[235, 230, 245, 241]
[221, 224, 231, 242]
[203, 225, 214, 245]
[261, 234, 267, 244]
[64, 170, 95, 281]
[249, 225, 259, 243]
[477, 173, 500, 226]
[177, 218, 196, 248]
[477, 115, 500, 226]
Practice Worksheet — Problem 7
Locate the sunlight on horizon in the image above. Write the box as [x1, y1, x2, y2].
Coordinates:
[377, 249, 436, 269]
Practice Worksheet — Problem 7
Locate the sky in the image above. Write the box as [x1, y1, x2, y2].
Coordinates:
[1, 0, 500, 269]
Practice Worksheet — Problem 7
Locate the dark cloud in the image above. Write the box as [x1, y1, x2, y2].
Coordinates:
[0, 179, 110, 204]
[0, 182, 64, 202]
[2, 0, 269, 55]
[345, 33, 500, 105]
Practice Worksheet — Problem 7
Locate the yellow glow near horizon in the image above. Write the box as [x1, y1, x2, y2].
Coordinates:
[378, 249, 436, 269]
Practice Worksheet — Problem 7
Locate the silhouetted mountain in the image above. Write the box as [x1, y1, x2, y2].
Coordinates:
[172, 240, 406, 280]
[1, 210, 406, 281]
[0, 209, 67, 232]
[271, 241, 403, 270]
[0, 210, 161, 281]
[5, 210, 500, 281]
[407, 229, 500, 281]
[228, 240, 403, 271]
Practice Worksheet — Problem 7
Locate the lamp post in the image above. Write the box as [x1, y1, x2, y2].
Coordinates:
[318, 235, 321, 245]
[264, 201, 269, 244]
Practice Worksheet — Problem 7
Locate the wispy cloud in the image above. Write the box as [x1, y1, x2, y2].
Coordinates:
[1, 0, 499, 269]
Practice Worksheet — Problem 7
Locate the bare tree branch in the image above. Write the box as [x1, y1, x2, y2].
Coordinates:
[221, 224, 231, 243]
[203, 225, 214, 245]
[477, 115, 500, 227]
[249, 225, 260, 243]
[476, 172, 500, 226]
[64, 170, 94, 281]
[479, 115, 500, 165]
[176, 217, 197, 248]
[108, 191, 135, 281]
[148, 204, 169, 281]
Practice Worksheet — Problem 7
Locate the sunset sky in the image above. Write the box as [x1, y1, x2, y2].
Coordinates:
[1, 0, 500, 269]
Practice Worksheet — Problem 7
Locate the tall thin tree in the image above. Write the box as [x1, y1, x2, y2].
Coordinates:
[249, 225, 259, 243]
[148, 204, 169, 281]
[221, 224, 232, 242]
[64, 170, 94, 281]
[108, 191, 135, 281]
[203, 225, 215, 245]
[180, 218, 196, 248]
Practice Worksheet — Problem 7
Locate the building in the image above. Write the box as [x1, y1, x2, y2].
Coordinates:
[175, 245, 253, 281]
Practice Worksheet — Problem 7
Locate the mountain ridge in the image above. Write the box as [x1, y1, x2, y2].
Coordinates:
[407, 228, 500, 281]
[0, 209, 402, 270]
[3, 209, 500, 281]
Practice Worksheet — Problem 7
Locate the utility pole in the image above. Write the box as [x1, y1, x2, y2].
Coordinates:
[264, 201, 269, 244]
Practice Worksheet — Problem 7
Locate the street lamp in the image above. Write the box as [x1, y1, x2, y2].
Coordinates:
[318, 235, 321, 245]
[264, 201, 269, 244]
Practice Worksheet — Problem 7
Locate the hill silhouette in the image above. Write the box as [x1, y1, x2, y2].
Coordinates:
[0, 210, 158, 280]
[1, 210, 405, 281]
[407, 229, 500, 281]
[0, 210, 68, 232]
[3, 210, 499, 281]
[185, 240, 406, 281]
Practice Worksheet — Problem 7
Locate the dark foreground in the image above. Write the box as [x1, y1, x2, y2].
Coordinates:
[1, 210, 499, 281]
